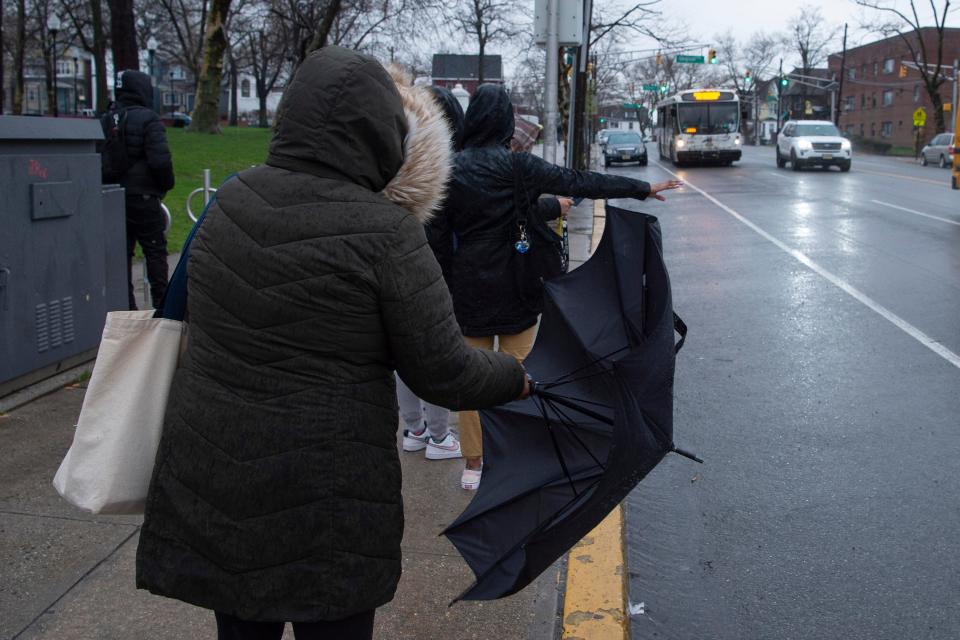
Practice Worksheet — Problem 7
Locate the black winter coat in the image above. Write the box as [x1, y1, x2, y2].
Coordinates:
[135, 47, 525, 622]
[444, 84, 653, 336]
[106, 70, 175, 197]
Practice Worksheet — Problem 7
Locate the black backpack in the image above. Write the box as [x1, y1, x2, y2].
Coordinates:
[100, 106, 129, 183]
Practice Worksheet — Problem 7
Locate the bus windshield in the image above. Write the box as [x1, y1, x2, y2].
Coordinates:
[677, 102, 739, 134]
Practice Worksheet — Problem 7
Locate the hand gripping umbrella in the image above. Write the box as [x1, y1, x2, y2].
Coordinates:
[444, 204, 699, 602]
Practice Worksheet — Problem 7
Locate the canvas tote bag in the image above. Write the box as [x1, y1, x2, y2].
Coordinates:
[53, 203, 209, 514]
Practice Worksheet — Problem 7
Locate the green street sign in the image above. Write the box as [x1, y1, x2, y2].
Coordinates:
[623, 103, 642, 109]
[676, 55, 705, 64]
[642, 84, 659, 91]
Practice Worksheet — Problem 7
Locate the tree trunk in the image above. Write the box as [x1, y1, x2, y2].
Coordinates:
[258, 83, 267, 127]
[0, 0, 5, 115]
[91, 0, 109, 111]
[228, 53, 238, 126]
[478, 39, 485, 84]
[306, 0, 342, 55]
[928, 84, 946, 133]
[108, 0, 139, 72]
[190, 0, 231, 134]
[13, 0, 25, 114]
[44, 41, 55, 115]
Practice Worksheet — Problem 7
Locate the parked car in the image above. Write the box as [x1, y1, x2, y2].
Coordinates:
[161, 112, 192, 128]
[920, 132, 955, 168]
[597, 129, 613, 147]
[775, 120, 851, 172]
[603, 132, 647, 167]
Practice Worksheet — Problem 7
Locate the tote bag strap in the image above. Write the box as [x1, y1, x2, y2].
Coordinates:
[155, 175, 235, 321]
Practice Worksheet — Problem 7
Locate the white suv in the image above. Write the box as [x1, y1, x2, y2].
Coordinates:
[776, 120, 852, 172]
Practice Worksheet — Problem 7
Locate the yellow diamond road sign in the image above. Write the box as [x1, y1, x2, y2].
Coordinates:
[913, 107, 927, 127]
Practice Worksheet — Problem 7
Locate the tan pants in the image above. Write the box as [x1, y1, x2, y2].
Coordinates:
[459, 325, 538, 459]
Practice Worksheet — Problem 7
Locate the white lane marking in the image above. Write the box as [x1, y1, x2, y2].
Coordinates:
[654, 162, 960, 370]
[853, 167, 948, 187]
[870, 199, 960, 227]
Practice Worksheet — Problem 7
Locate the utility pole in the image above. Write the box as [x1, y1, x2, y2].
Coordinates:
[835, 23, 847, 126]
[543, 0, 559, 164]
[776, 58, 783, 134]
[952, 58, 959, 189]
[565, 48, 578, 168]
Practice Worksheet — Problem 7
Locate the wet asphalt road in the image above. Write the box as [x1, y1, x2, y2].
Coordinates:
[603, 145, 960, 640]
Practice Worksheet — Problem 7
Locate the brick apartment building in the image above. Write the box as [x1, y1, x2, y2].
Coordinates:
[431, 54, 503, 95]
[827, 27, 959, 149]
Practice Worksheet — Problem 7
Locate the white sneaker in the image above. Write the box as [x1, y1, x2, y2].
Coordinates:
[461, 467, 482, 490]
[425, 432, 462, 460]
[402, 426, 429, 452]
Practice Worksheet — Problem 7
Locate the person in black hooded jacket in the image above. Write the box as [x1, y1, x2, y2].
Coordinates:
[400, 85, 572, 473]
[101, 69, 175, 310]
[445, 83, 682, 489]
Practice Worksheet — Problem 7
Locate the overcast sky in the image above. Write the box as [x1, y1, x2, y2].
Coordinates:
[655, 0, 959, 62]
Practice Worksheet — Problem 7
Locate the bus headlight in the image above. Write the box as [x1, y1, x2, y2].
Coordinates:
[676, 139, 686, 148]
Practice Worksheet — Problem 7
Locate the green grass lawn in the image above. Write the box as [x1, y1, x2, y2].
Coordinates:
[163, 127, 273, 250]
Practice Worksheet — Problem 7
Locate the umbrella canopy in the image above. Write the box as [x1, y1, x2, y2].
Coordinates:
[444, 204, 696, 601]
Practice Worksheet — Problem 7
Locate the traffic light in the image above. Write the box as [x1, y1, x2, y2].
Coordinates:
[707, 49, 718, 65]
[599, 117, 605, 123]
[745, 70, 752, 86]
[780, 76, 789, 88]
[655, 52, 662, 65]
[659, 84, 669, 94]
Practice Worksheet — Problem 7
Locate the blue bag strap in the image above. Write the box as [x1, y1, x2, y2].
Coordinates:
[155, 175, 235, 320]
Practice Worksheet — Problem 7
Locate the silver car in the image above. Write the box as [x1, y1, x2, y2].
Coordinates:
[920, 132, 955, 168]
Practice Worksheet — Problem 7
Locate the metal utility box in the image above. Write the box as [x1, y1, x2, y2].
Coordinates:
[0, 116, 126, 395]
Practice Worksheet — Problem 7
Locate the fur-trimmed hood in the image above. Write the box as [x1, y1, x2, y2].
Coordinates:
[266, 46, 450, 224]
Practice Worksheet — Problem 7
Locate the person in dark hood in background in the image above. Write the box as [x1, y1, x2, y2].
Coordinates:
[399, 85, 572, 467]
[100, 69, 175, 310]
[135, 48, 529, 640]
[445, 83, 682, 491]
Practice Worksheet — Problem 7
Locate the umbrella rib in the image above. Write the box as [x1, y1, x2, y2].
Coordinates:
[534, 395, 580, 498]
[541, 344, 630, 387]
[542, 367, 614, 390]
[541, 397, 608, 472]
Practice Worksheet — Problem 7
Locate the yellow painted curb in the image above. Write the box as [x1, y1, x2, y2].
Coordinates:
[561, 505, 628, 640]
[561, 198, 629, 640]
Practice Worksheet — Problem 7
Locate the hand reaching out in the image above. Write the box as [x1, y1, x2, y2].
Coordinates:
[556, 197, 574, 219]
[649, 180, 683, 201]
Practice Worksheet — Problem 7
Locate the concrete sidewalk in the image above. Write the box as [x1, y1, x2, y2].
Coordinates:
[0, 199, 599, 640]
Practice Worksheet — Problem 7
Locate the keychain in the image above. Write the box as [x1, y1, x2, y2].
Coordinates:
[515, 224, 530, 253]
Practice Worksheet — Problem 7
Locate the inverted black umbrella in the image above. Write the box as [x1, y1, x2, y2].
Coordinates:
[444, 204, 698, 602]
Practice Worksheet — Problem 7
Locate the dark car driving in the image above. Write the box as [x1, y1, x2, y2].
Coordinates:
[603, 132, 647, 167]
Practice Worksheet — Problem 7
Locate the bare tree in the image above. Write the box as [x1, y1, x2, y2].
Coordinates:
[1, 0, 5, 113]
[12, 0, 25, 113]
[60, 0, 109, 111]
[240, 23, 287, 126]
[189, 0, 230, 132]
[139, 0, 208, 81]
[789, 5, 839, 73]
[451, 0, 517, 83]
[853, 0, 953, 133]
